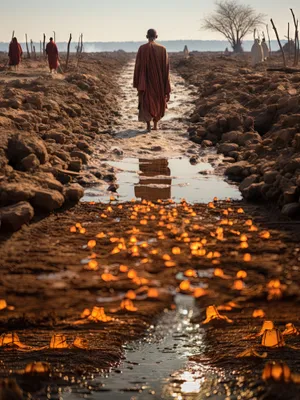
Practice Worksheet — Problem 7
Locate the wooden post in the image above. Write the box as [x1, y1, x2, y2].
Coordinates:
[53, 31, 56, 42]
[25, 34, 31, 59]
[290, 9, 299, 66]
[270, 19, 286, 67]
[76, 35, 80, 56]
[65, 33, 72, 71]
[266, 24, 272, 55]
[30, 39, 33, 55]
[40, 40, 42, 57]
[33, 46, 36, 60]
[288, 22, 291, 61]
[11, 30, 15, 40]
[43, 34, 46, 55]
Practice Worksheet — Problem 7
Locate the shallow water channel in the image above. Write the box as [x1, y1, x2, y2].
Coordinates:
[67, 295, 219, 400]
[83, 157, 241, 204]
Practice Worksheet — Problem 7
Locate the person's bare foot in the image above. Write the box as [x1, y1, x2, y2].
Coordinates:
[147, 122, 151, 132]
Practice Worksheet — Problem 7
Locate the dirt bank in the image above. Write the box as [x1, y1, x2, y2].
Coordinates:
[172, 53, 300, 218]
[0, 53, 131, 232]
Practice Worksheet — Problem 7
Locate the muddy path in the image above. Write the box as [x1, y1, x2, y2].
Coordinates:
[0, 60, 300, 400]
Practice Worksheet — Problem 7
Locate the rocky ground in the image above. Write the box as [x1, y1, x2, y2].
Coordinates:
[0, 53, 131, 232]
[172, 53, 300, 218]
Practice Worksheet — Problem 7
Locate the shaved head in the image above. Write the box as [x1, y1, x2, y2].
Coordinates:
[147, 29, 157, 40]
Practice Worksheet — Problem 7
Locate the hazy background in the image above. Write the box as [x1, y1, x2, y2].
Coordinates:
[0, 0, 297, 51]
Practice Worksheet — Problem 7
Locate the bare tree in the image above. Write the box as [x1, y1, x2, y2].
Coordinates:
[202, 0, 265, 53]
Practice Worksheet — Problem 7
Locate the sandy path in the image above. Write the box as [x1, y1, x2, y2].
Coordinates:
[95, 61, 199, 160]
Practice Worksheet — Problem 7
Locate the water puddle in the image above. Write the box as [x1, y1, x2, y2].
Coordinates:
[68, 295, 218, 400]
[83, 157, 241, 204]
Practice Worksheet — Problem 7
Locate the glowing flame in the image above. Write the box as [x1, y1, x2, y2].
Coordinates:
[260, 231, 271, 239]
[261, 329, 285, 348]
[121, 299, 138, 312]
[262, 361, 292, 382]
[236, 270, 247, 279]
[24, 361, 50, 375]
[126, 290, 136, 300]
[202, 305, 233, 324]
[282, 323, 299, 336]
[258, 320, 275, 336]
[252, 309, 265, 318]
[0, 299, 7, 311]
[172, 247, 181, 255]
[243, 253, 251, 262]
[179, 280, 191, 292]
[85, 260, 99, 271]
[0, 333, 29, 349]
[147, 288, 159, 298]
[70, 226, 77, 233]
[193, 288, 208, 298]
[101, 273, 117, 282]
[87, 240, 96, 249]
[119, 265, 128, 273]
[88, 306, 113, 322]
[73, 337, 88, 349]
[184, 269, 197, 278]
[49, 334, 69, 349]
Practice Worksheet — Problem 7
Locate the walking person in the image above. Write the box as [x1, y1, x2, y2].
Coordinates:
[46, 37, 59, 73]
[134, 29, 171, 132]
[8, 38, 23, 71]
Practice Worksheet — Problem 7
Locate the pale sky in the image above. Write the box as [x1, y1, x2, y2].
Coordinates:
[0, 0, 299, 42]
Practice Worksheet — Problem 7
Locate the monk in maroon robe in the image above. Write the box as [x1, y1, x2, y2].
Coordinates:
[8, 38, 23, 69]
[134, 29, 171, 132]
[46, 37, 59, 73]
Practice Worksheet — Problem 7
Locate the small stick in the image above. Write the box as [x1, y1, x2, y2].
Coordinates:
[270, 19, 286, 67]
[266, 24, 272, 55]
[25, 34, 31, 59]
[43, 34, 46, 56]
[65, 33, 72, 71]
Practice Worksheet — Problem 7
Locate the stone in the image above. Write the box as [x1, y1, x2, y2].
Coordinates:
[20, 154, 40, 171]
[284, 158, 300, 173]
[221, 131, 243, 144]
[201, 140, 213, 147]
[7, 134, 48, 167]
[283, 187, 298, 204]
[225, 161, 250, 179]
[293, 133, 300, 151]
[189, 156, 198, 165]
[112, 147, 124, 155]
[71, 151, 89, 164]
[44, 132, 65, 144]
[217, 143, 239, 156]
[282, 203, 300, 217]
[31, 189, 64, 211]
[239, 174, 259, 192]
[274, 129, 296, 147]
[238, 132, 262, 146]
[264, 170, 278, 184]
[242, 182, 264, 201]
[0, 201, 34, 231]
[68, 159, 82, 172]
[0, 183, 36, 206]
[64, 184, 84, 203]
[151, 146, 162, 152]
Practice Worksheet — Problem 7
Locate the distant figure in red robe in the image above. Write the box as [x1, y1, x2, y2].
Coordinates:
[134, 29, 171, 132]
[46, 37, 59, 73]
[8, 38, 23, 70]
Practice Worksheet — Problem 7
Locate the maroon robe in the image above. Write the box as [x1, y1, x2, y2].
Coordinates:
[8, 40, 23, 66]
[46, 41, 59, 70]
[134, 42, 171, 122]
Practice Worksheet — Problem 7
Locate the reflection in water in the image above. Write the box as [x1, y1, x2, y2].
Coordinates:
[135, 158, 171, 201]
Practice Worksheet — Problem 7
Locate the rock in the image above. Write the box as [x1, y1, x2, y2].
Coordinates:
[112, 147, 123, 156]
[274, 128, 296, 147]
[282, 203, 300, 217]
[20, 154, 40, 171]
[0, 183, 36, 206]
[64, 184, 84, 203]
[31, 189, 64, 211]
[225, 161, 250, 180]
[107, 183, 118, 192]
[242, 181, 264, 201]
[217, 143, 239, 156]
[239, 174, 259, 192]
[151, 146, 162, 152]
[201, 140, 213, 147]
[68, 159, 82, 172]
[293, 133, 300, 151]
[7, 134, 48, 167]
[70, 150, 89, 164]
[221, 131, 243, 144]
[0, 201, 34, 231]
[77, 140, 90, 151]
[264, 171, 278, 184]
[283, 187, 298, 204]
[189, 156, 198, 165]
[44, 132, 65, 144]
[238, 132, 261, 146]
[284, 158, 300, 173]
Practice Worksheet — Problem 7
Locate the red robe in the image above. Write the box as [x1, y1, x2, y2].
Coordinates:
[134, 42, 171, 122]
[46, 41, 59, 70]
[8, 41, 23, 66]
